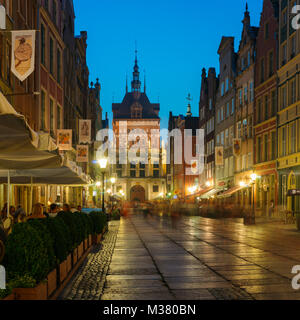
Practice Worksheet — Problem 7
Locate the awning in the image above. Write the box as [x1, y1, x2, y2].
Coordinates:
[0, 92, 62, 170]
[200, 188, 221, 199]
[217, 185, 248, 198]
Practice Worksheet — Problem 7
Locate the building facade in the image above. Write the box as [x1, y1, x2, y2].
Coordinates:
[277, 0, 300, 213]
[199, 67, 218, 189]
[111, 54, 166, 202]
[215, 36, 236, 193]
[254, 0, 279, 216]
[234, 5, 258, 207]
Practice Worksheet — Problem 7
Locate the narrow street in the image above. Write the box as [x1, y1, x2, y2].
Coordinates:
[59, 214, 300, 300]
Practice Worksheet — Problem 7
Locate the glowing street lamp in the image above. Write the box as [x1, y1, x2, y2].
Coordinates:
[98, 158, 108, 213]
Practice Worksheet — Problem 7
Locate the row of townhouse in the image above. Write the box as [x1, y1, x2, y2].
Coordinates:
[0, 0, 106, 211]
[198, 0, 299, 216]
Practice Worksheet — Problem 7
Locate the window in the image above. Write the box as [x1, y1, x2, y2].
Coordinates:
[237, 121, 242, 139]
[291, 80, 296, 104]
[281, 86, 287, 110]
[45, 0, 48, 10]
[130, 170, 136, 178]
[271, 91, 276, 116]
[41, 24, 45, 66]
[281, 127, 286, 157]
[226, 102, 230, 118]
[269, 51, 274, 77]
[216, 134, 220, 145]
[153, 185, 159, 193]
[264, 134, 268, 162]
[250, 81, 254, 102]
[291, 36, 296, 58]
[257, 137, 262, 163]
[265, 22, 269, 39]
[153, 170, 159, 178]
[225, 129, 229, 147]
[139, 170, 145, 178]
[225, 77, 229, 92]
[260, 58, 265, 83]
[117, 170, 122, 178]
[52, 0, 57, 25]
[221, 131, 224, 146]
[239, 89, 243, 106]
[57, 49, 61, 84]
[291, 122, 296, 154]
[243, 119, 248, 138]
[248, 51, 251, 66]
[50, 37, 54, 75]
[50, 98, 54, 132]
[221, 82, 225, 96]
[229, 126, 234, 145]
[231, 98, 235, 114]
[41, 91, 46, 130]
[271, 131, 276, 160]
[57, 105, 61, 129]
[264, 95, 268, 121]
[244, 86, 248, 102]
[220, 106, 224, 121]
[282, 43, 287, 65]
[257, 99, 262, 123]
[209, 99, 212, 110]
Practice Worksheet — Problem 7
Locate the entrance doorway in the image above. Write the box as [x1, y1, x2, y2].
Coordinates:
[130, 185, 146, 202]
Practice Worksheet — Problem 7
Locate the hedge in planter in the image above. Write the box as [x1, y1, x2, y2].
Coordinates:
[27, 219, 56, 274]
[58, 211, 80, 248]
[3, 223, 49, 283]
[44, 217, 72, 264]
[89, 212, 107, 235]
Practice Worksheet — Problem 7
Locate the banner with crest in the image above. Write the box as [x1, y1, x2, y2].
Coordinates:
[11, 30, 36, 81]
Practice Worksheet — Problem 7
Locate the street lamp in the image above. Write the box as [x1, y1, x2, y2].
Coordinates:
[98, 158, 108, 213]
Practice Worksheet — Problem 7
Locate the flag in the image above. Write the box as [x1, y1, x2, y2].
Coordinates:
[76, 145, 89, 163]
[11, 30, 36, 81]
[57, 130, 72, 151]
[0, 5, 6, 30]
[233, 139, 242, 157]
[215, 147, 224, 166]
[79, 120, 91, 144]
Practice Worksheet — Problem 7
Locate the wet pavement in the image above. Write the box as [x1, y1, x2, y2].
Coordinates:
[59, 214, 300, 300]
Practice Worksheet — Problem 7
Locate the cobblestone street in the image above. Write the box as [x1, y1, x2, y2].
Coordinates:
[59, 214, 300, 300]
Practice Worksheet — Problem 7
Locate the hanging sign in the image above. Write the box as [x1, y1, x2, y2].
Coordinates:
[57, 129, 72, 151]
[76, 145, 89, 163]
[79, 120, 91, 144]
[233, 138, 242, 157]
[11, 30, 36, 81]
[215, 146, 224, 166]
[0, 5, 6, 30]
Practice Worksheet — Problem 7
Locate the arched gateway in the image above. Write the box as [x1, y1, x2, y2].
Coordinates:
[130, 185, 146, 202]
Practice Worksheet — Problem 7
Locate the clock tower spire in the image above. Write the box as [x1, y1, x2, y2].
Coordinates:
[131, 49, 141, 93]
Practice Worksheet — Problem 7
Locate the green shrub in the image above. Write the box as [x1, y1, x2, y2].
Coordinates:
[73, 212, 85, 244]
[82, 214, 93, 236]
[89, 212, 107, 235]
[9, 275, 37, 289]
[58, 211, 79, 248]
[3, 223, 49, 283]
[44, 217, 72, 263]
[27, 219, 56, 273]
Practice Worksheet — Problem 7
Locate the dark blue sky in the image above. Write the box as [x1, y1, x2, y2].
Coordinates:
[74, 0, 262, 129]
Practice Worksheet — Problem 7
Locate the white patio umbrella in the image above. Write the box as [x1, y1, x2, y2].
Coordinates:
[0, 92, 62, 218]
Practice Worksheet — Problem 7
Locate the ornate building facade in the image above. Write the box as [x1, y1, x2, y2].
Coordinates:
[111, 54, 166, 202]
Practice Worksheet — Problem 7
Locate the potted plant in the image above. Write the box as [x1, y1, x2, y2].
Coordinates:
[3, 223, 50, 300]
[12, 276, 47, 301]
